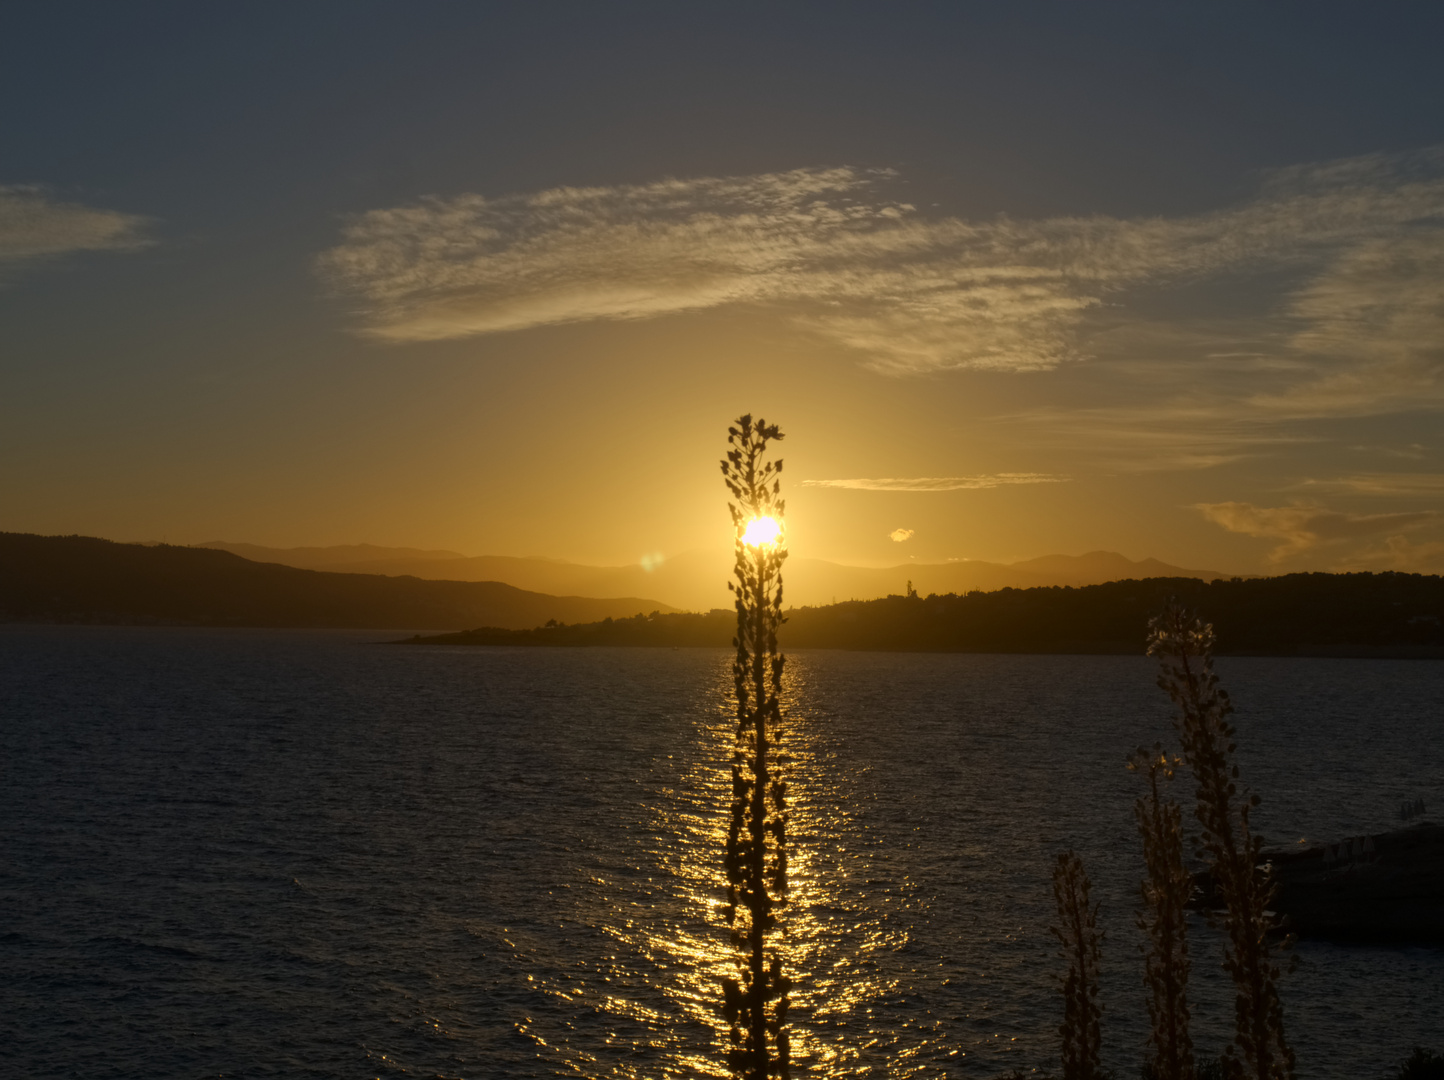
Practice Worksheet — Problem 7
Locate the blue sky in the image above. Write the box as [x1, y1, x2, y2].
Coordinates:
[5, 3, 1444, 573]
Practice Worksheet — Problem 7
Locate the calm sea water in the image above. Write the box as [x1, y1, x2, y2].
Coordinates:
[1, 626, 1441, 1079]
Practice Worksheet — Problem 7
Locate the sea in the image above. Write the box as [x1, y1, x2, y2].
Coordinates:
[2, 625, 1441, 1079]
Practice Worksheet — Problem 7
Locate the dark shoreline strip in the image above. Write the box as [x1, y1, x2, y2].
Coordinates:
[394, 573, 1444, 658]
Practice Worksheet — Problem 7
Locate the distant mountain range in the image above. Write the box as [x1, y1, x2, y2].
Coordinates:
[198, 541, 1236, 612]
[1, 533, 678, 630]
[12, 532, 1435, 656]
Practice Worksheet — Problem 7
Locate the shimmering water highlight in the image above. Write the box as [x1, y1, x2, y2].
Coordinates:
[1, 627, 1440, 1078]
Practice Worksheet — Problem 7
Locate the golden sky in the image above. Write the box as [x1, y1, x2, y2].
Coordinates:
[4, 6, 1444, 577]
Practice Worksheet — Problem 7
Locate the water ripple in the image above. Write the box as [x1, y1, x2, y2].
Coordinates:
[1, 627, 1440, 1078]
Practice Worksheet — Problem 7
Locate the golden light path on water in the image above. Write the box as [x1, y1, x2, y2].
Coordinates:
[6, 632, 1443, 1078]
[397, 647, 1444, 1078]
[530, 654, 951, 1080]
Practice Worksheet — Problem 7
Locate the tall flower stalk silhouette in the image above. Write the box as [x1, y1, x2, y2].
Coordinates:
[1148, 604, 1293, 1080]
[719, 414, 791, 1080]
[1052, 850, 1105, 1080]
[1130, 744, 1195, 1080]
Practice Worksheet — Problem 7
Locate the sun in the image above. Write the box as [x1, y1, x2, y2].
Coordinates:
[741, 515, 782, 547]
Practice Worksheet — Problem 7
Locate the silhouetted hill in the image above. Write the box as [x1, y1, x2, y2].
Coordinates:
[402, 573, 1444, 657]
[199, 540, 729, 611]
[1007, 550, 1233, 583]
[783, 552, 1233, 608]
[198, 540, 1232, 611]
[0, 533, 678, 630]
[196, 541, 469, 567]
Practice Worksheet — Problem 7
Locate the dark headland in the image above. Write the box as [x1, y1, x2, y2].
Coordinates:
[400, 572, 1444, 657]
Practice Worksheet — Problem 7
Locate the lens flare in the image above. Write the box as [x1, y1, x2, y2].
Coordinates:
[741, 516, 782, 547]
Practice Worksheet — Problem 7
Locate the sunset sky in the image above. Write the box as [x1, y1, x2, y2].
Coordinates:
[5, 4, 1444, 576]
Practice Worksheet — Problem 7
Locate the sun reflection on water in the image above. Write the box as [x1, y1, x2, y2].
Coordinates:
[526, 654, 945, 1079]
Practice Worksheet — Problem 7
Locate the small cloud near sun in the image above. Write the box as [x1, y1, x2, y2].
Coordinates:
[890, 528, 915, 542]
[640, 552, 666, 572]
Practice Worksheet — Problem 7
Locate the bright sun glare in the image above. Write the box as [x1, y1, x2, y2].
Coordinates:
[741, 515, 782, 547]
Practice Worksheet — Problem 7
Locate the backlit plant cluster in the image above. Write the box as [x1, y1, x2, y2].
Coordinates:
[1130, 743, 1194, 1080]
[1146, 604, 1294, 1080]
[1053, 604, 1294, 1080]
[1051, 850, 1105, 1080]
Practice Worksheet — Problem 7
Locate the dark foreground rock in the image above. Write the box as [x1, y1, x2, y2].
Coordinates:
[1196, 824, 1444, 944]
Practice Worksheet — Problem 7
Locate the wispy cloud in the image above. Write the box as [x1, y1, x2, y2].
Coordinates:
[1247, 227, 1444, 417]
[1296, 473, 1444, 496]
[0, 186, 149, 266]
[1196, 500, 1439, 560]
[889, 528, 915, 542]
[1332, 534, 1444, 574]
[318, 150, 1444, 382]
[803, 473, 1065, 491]
[991, 401, 1314, 472]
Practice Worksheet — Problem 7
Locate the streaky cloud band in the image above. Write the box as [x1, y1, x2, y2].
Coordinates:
[803, 474, 1066, 491]
[317, 150, 1444, 388]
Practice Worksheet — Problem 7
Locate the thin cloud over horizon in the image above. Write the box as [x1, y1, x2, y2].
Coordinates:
[1195, 500, 1440, 560]
[1296, 473, 1444, 496]
[804, 474, 1066, 491]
